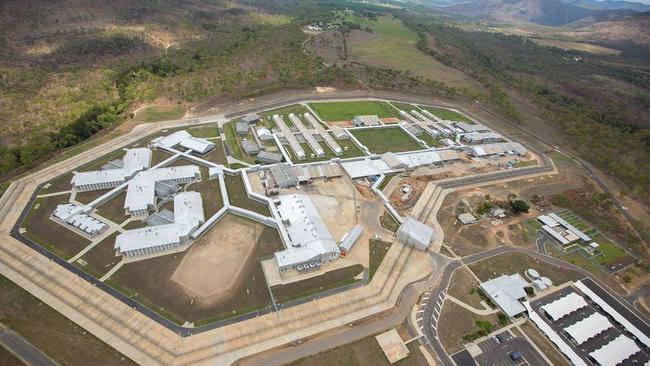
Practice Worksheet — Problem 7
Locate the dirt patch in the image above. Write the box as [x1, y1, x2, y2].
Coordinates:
[41, 173, 74, 193]
[196, 140, 227, 165]
[469, 252, 581, 285]
[437, 301, 501, 354]
[171, 215, 261, 300]
[447, 268, 483, 308]
[224, 173, 270, 216]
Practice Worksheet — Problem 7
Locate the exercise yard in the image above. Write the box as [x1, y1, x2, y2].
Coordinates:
[308, 101, 401, 122]
[350, 127, 422, 154]
[107, 215, 284, 325]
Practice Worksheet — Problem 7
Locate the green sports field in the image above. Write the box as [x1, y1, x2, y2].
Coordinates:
[308, 101, 401, 121]
[350, 127, 422, 154]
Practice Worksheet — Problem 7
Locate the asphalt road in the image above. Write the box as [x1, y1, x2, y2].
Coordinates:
[0, 327, 57, 366]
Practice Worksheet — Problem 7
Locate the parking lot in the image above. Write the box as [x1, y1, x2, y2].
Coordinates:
[474, 331, 547, 366]
[531, 286, 650, 366]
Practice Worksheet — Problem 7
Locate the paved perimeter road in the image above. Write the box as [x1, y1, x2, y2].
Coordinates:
[0, 327, 58, 366]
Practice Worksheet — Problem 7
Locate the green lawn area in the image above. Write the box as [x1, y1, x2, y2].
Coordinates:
[132, 105, 185, 123]
[378, 173, 398, 191]
[223, 121, 256, 164]
[308, 101, 401, 121]
[418, 133, 444, 148]
[188, 124, 220, 138]
[261, 104, 310, 128]
[282, 135, 365, 163]
[589, 234, 628, 265]
[390, 102, 417, 112]
[419, 105, 472, 122]
[350, 127, 422, 154]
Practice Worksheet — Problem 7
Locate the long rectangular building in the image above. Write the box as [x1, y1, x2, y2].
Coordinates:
[124, 166, 200, 217]
[288, 113, 324, 157]
[71, 148, 153, 191]
[541, 292, 588, 321]
[563, 312, 612, 345]
[274, 194, 340, 271]
[273, 115, 305, 160]
[115, 191, 204, 257]
[304, 113, 342, 155]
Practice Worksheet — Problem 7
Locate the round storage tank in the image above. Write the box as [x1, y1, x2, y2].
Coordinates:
[527, 268, 540, 279]
[541, 276, 552, 287]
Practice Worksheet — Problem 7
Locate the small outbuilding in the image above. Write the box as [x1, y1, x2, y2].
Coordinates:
[241, 113, 261, 125]
[352, 115, 381, 127]
[240, 139, 260, 156]
[257, 151, 284, 164]
[236, 122, 250, 136]
[458, 213, 477, 225]
[339, 225, 363, 254]
[396, 217, 434, 251]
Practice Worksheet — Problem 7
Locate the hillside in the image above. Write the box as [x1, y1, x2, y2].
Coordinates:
[439, 0, 641, 26]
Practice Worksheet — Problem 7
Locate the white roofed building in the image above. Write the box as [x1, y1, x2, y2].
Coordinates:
[462, 132, 503, 144]
[339, 225, 363, 254]
[115, 191, 205, 258]
[463, 143, 527, 157]
[124, 166, 200, 217]
[396, 217, 433, 251]
[152, 130, 215, 154]
[480, 274, 528, 317]
[52, 203, 107, 237]
[455, 122, 490, 133]
[273, 194, 340, 272]
[71, 148, 153, 191]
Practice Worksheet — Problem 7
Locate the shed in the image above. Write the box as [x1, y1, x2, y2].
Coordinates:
[240, 139, 260, 156]
[241, 113, 261, 125]
[339, 225, 363, 254]
[458, 213, 477, 225]
[381, 152, 407, 169]
[396, 217, 433, 251]
[236, 122, 250, 136]
[257, 151, 284, 164]
[352, 115, 381, 126]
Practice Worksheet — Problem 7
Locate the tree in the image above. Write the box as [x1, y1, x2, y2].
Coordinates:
[623, 275, 631, 283]
[510, 199, 530, 214]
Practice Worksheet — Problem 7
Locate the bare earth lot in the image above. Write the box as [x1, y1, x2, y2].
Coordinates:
[108, 214, 283, 324]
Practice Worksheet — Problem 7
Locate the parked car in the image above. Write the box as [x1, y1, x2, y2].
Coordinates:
[510, 351, 523, 361]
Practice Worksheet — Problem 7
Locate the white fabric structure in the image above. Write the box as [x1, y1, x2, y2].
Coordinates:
[288, 113, 324, 157]
[115, 191, 205, 258]
[273, 115, 305, 160]
[381, 152, 407, 169]
[589, 335, 641, 366]
[71, 148, 152, 191]
[273, 194, 340, 271]
[574, 280, 650, 346]
[541, 292, 588, 321]
[524, 301, 588, 366]
[53, 203, 107, 236]
[396, 217, 433, 251]
[563, 312, 613, 345]
[124, 166, 200, 216]
[480, 274, 528, 317]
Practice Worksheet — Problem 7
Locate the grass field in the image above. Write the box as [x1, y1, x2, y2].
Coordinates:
[95, 192, 129, 224]
[369, 239, 392, 280]
[271, 264, 363, 303]
[75, 232, 121, 278]
[418, 106, 471, 122]
[530, 38, 621, 56]
[223, 174, 270, 216]
[261, 104, 310, 128]
[223, 121, 257, 164]
[344, 16, 482, 91]
[418, 133, 444, 148]
[0, 276, 135, 366]
[469, 252, 581, 285]
[390, 102, 416, 112]
[286, 330, 427, 366]
[22, 193, 91, 260]
[350, 127, 422, 154]
[132, 105, 186, 123]
[380, 211, 400, 233]
[188, 124, 220, 138]
[308, 101, 401, 121]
